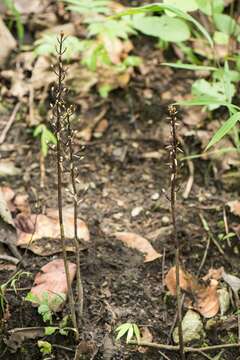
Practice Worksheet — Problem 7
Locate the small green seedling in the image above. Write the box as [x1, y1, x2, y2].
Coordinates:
[33, 124, 57, 157]
[38, 340, 52, 356]
[115, 323, 140, 344]
[44, 315, 76, 336]
[25, 291, 66, 324]
[0, 271, 30, 316]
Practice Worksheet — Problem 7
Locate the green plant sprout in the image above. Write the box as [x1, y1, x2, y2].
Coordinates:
[25, 291, 66, 324]
[114, 2, 240, 151]
[3, 0, 24, 43]
[115, 323, 140, 344]
[38, 340, 52, 356]
[33, 124, 57, 157]
[0, 271, 30, 316]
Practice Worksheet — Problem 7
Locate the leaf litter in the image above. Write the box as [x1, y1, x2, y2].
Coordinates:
[0, 186, 90, 255]
[114, 232, 161, 262]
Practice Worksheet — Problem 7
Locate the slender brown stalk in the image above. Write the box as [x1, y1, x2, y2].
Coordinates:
[52, 32, 78, 339]
[168, 105, 185, 360]
[66, 111, 84, 324]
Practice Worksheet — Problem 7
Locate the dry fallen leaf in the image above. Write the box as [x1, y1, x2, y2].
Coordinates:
[29, 259, 76, 311]
[165, 266, 219, 318]
[114, 232, 161, 262]
[228, 200, 240, 217]
[17, 207, 90, 256]
[165, 266, 196, 295]
[195, 279, 219, 318]
[138, 327, 153, 353]
[173, 310, 204, 344]
[222, 270, 240, 294]
[0, 187, 15, 226]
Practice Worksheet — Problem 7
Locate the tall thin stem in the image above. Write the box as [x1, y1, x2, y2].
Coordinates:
[168, 105, 185, 360]
[53, 32, 79, 339]
[66, 113, 84, 324]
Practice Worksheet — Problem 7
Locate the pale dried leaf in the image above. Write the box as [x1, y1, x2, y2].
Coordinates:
[30, 259, 76, 311]
[222, 270, 240, 294]
[0, 18, 17, 66]
[16, 207, 90, 256]
[228, 200, 240, 217]
[173, 310, 204, 344]
[217, 288, 230, 315]
[138, 328, 153, 353]
[195, 279, 219, 318]
[114, 232, 161, 262]
[165, 266, 196, 295]
[0, 161, 21, 177]
[0, 187, 14, 226]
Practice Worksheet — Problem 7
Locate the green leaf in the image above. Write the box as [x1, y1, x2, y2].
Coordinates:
[161, 63, 217, 71]
[206, 112, 240, 150]
[98, 84, 112, 98]
[133, 324, 141, 344]
[126, 325, 134, 343]
[44, 326, 58, 336]
[38, 340, 52, 355]
[124, 56, 142, 67]
[112, 3, 213, 47]
[25, 292, 40, 304]
[213, 31, 229, 45]
[115, 323, 131, 341]
[133, 15, 190, 42]
[214, 14, 236, 35]
[163, 0, 199, 14]
[177, 96, 240, 112]
[196, 0, 224, 16]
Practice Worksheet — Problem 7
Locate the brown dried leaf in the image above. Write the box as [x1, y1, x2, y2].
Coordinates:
[30, 259, 76, 311]
[195, 279, 219, 318]
[16, 208, 90, 256]
[228, 200, 240, 217]
[165, 267, 219, 318]
[138, 328, 153, 353]
[165, 266, 196, 295]
[114, 232, 161, 262]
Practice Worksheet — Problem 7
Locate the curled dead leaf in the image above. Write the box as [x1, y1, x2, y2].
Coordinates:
[114, 232, 161, 262]
[165, 266, 219, 318]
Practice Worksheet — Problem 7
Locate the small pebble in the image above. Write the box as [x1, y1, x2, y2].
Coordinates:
[161, 216, 170, 225]
[131, 206, 143, 218]
[151, 192, 159, 200]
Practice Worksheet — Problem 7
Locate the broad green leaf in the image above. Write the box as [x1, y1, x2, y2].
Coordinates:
[214, 14, 236, 35]
[164, 0, 199, 14]
[196, 0, 224, 16]
[133, 15, 190, 41]
[213, 31, 229, 45]
[162, 63, 217, 71]
[206, 112, 240, 150]
[112, 3, 213, 47]
[44, 326, 58, 335]
[38, 341, 52, 355]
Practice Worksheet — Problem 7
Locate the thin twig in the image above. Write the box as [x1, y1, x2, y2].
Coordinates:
[0, 102, 20, 144]
[197, 235, 211, 277]
[0, 254, 19, 264]
[129, 340, 240, 353]
[66, 111, 84, 325]
[168, 105, 185, 360]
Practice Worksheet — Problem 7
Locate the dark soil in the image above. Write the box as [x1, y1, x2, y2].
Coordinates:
[1, 10, 240, 360]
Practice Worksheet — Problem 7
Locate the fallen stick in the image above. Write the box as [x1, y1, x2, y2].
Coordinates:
[129, 340, 240, 353]
[0, 102, 20, 145]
